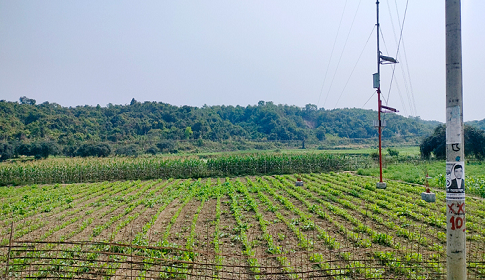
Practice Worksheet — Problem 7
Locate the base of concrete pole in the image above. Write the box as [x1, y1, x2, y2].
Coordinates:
[295, 181, 304, 186]
[376, 182, 387, 189]
[421, 192, 436, 203]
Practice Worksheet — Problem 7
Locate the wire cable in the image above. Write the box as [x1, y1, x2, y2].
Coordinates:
[323, 0, 362, 109]
[362, 90, 377, 108]
[379, 28, 391, 60]
[386, 0, 410, 109]
[334, 26, 376, 108]
[394, 0, 417, 116]
[392, 74, 409, 117]
[316, 0, 348, 108]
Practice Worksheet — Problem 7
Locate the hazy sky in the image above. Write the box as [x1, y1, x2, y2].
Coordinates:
[1, 1, 484, 122]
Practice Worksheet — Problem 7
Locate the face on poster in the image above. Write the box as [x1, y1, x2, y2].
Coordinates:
[446, 161, 465, 199]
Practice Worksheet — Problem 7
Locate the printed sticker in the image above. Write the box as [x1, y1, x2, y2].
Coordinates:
[446, 161, 465, 199]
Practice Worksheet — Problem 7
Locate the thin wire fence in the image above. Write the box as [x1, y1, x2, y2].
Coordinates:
[1, 240, 452, 279]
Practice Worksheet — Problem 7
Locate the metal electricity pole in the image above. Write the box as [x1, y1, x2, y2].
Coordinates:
[376, 0, 384, 188]
[445, 0, 466, 279]
[373, 0, 397, 189]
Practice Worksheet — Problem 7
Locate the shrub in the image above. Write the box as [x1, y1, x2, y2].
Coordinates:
[146, 146, 159, 155]
[115, 145, 139, 157]
[0, 143, 14, 161]
[387, 148, 399, 157]
[156, 140, 178, 153]
[15, 141, 60, 159]
[370, 151, 379, 160]
[63, 146, 77, 157]
[76, 143, 111, 157]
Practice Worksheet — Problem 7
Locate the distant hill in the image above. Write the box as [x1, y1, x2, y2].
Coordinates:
[0, 98, 441, 146]
[467, 119, 485, 131]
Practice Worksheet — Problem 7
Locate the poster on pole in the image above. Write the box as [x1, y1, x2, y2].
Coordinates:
[446, 161, 465, 199]
[446, 106, 462, 144]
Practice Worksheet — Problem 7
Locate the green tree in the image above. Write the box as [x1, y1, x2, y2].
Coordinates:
[156, 140, 177, 153]
[464, 126, 485, 159]
[420, 124, 446, 159]
[115, 144, 138, 157]
[387, 147, 399, 157]
[184, 126, 193, 139]
[0, 143, 14, 161]
[420, 124, 485, 159]
[19, 96, 36, 105]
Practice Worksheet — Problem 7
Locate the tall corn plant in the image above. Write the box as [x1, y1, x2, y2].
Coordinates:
[0, 153, 368, 186]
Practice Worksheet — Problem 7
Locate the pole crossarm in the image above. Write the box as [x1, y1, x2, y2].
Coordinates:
[380, 105, 398, 113]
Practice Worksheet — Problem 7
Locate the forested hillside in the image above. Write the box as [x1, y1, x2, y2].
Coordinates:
[467, 119, 485, 131]
[0, 97, 441, 158]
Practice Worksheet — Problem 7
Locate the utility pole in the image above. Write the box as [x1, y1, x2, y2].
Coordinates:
[373, 0, 397, 189]
[445, 0, 466, 279]
[376, 0, 384, 189]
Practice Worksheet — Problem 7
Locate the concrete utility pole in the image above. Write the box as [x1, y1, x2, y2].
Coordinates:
[445, 0, 466, 279]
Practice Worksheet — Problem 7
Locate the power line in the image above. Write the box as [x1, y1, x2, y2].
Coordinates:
[323, 0, 362, 109]
[316, 0, 348, 108]
[386, 0, 411, 114]
[334, 26, 375, 108]
[394, 0, 417, 117]
[362, 90, 377, 108]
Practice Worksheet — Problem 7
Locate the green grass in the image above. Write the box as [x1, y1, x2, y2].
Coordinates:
[357, 159, 485, 197]
[322, 146, 420, 156]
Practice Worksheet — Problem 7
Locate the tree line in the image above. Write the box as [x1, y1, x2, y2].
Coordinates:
[420, 124, 485, 159]
[0, 97, 445, 160]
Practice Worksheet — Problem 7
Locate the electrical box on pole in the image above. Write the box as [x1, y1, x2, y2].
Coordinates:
[373, 73, 380, 89]
[445, 0, 466, 278]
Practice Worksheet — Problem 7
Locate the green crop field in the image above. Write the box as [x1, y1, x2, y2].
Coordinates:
[1, 172, 484, 279]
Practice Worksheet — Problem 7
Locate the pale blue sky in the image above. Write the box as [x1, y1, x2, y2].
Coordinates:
[1, 1, 484, 122]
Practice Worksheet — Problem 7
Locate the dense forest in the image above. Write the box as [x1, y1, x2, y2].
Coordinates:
[0, 97, 446, 159]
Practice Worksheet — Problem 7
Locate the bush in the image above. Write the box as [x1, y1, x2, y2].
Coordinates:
[146, 146, 159, 155]
[370, 151, 379, 160]
[156, 140, 177, 153]
[14, 141, 60, 159]
[0, 143, 14, 161]
[76, 143, 111, 157]
[63, 146, 77, 157]
[115, 145, 139, 157]
[387, 147, 399, 157]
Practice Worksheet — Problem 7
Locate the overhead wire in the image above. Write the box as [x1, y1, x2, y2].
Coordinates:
[362, 90, 378, 108]
[316, 0, 348, 108]
[394, 0, 417, 117]
[378, 28, 408, 116]
[385, 0, 412, 116]
[322, 0, 362, 109]
[335, 25, 376, 108]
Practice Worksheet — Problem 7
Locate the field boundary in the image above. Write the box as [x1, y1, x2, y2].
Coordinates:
[1, 239, 450, 279]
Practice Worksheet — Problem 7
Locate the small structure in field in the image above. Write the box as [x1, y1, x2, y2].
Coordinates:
[376, 182, 387, 189]
[295, 177, 304, 186]
[421, 173, 436, 203]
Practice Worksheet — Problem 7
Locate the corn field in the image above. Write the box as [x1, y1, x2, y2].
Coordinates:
[1, 173, 484, 279]
[0, 154, 372, 186]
